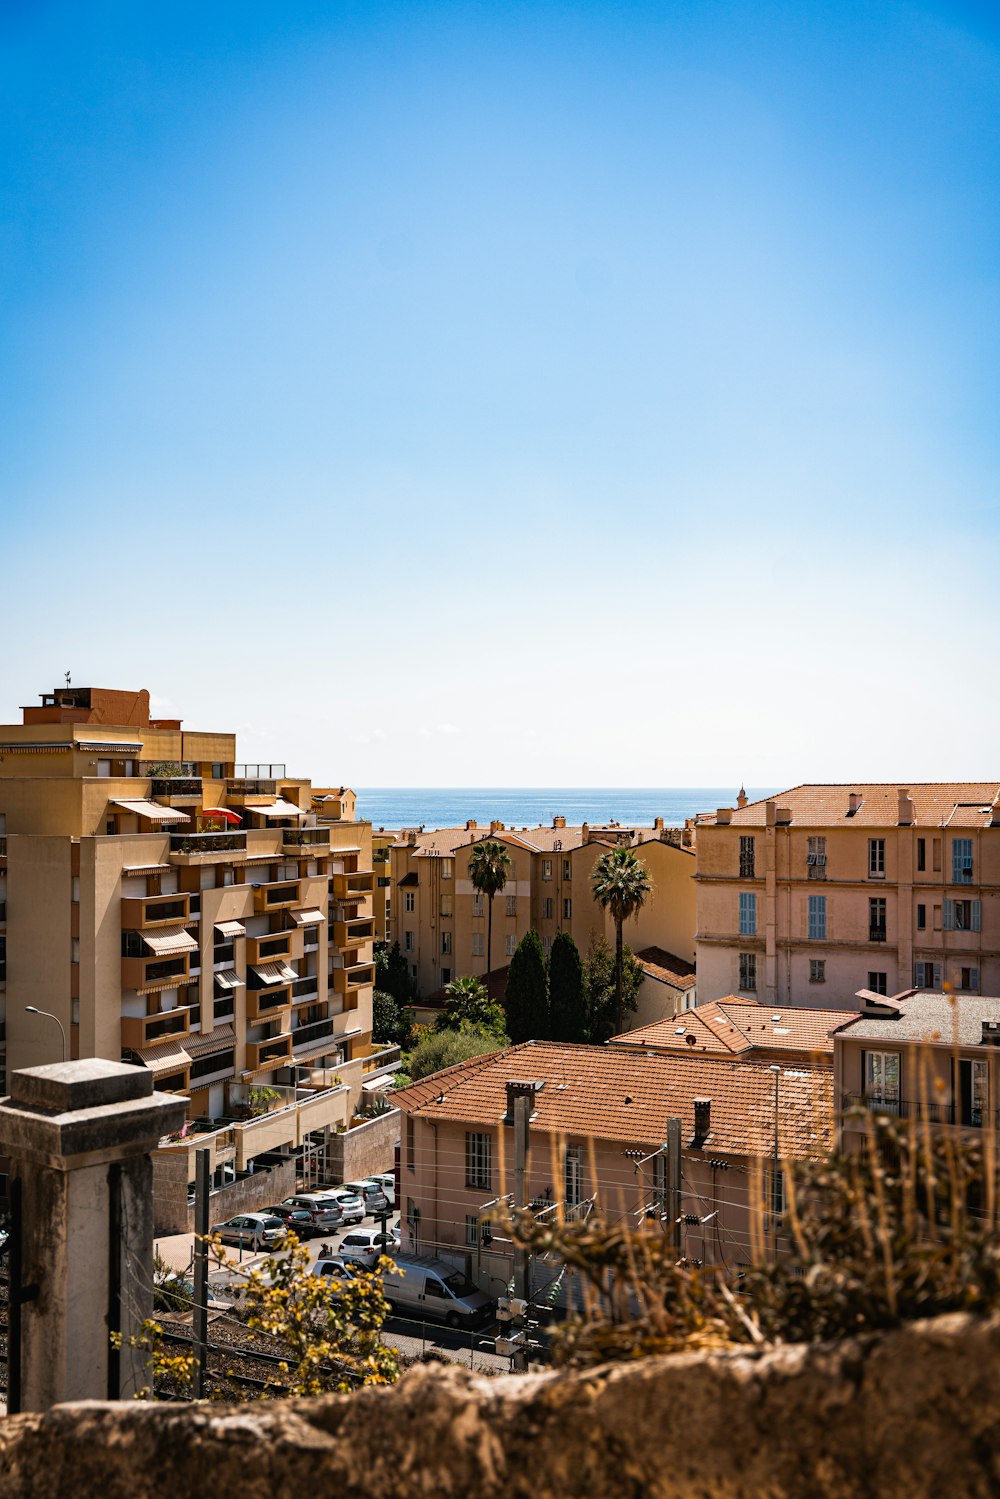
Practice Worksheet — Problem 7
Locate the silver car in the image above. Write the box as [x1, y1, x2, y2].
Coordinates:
[345, 1180, 388, 1217]
[317, 1187, 365, 1225]
[214, 1213, 284, 1250]
[282, 1194, 344, 1231]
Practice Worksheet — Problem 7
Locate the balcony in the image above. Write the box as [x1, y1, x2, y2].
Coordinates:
[332, 961, 375, 995]
[869, 926, 888, 945]
[213, 996, 235, 1024]
[290, 974, 320, 1004]
[843, 1093, 996, 1128]
[150, 776, 203, 803]
[121, 1008, 191, 1049]
[121, 953, 190, 991]
[246, 931, 294, 965]
[333, 917, 376, 947]
[233, 763, 286, 779]
[247, 986, 292, 1021]
[169, 830, 247, 864]
[246, 1032, 293, 1070]
[226, 779, 277, 800]
[331, 871, 374, 901]
[292, 1016, 336, 1050]
[282, 827, 330, 853]
[121, 893, 191, 929]
[253, 880, 300, 913]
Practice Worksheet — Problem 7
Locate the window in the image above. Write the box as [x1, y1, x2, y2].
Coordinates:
[441, 932, 452, 955]
[506, 895, 517, 917]
[442, 859, 453, 879]
[466, 1132, 492, 1190]
[472, 893, 484, 916]
[505, 934, 517, 957]
[564, 1145, 584, 1208]
[404, 930, 413, 952]
[959, 966, 980, 992]
[959, 1058, 988, 1127]
[739, 891, 757, 936]
[440, 895, 453, 917]
[914, 960, 941, 988]
[105, 817, 117, 836]
[943, 899, 981, 932]
[933, 837, 942, 873]
[441, 967, 451, 985]
[472, 933, 484, 957]
[97, 758, 112, 778]
[543, 898, 554, 919]
[739, 835, 755, 879]
[917, 903, 926, 930]
[377, 875, 390, 887]
[808, 894, 826, 940]
[465, 1215, 480, 1247]
[211, 762, 225, 780]
[563, 898, 572, 919]
[542, 860, 552, 880]
[952, 838, 974, 884]
[869, 897, 887, 943]
[738, 952, 756, 991]
[864, 1050, 900, 1111]
[809, 959, 826, 984]
[807, 835, 827, 879]
[867, 971, 888, 996]
[917, 838, 926, 872]
[562, 859, 571, 880]
[868, 838, 886, 878]
[404, 891, 415, 912]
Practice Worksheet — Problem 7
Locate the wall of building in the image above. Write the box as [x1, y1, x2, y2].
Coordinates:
[326, 1109, 400, 1183]
[151, 1150, 298, 1237]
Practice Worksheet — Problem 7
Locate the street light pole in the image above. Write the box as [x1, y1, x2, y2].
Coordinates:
[769, 1064, 781, 1260]
[24, 1006, 67, 1063]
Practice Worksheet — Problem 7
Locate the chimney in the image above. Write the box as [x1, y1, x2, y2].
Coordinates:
[775, 806, 792, 825]
[553, 815, 566, 829]
[982, 1021, 1000, 1047]
[897, 789, 914, 826]
[504, 1079, 544, 1121]
[716, 808, 732, 825]
[582, 822, 590, 841]
[465, 819, 478, 830]
[653, 816, 664, 831]
[407, 831, 417, 847]
[692, 1097, 711, 1146]
[736, 786, 748, 809]
[848, 792, 862, 816]
[682, 818, 695, 849]
[490, 820, 504, 833]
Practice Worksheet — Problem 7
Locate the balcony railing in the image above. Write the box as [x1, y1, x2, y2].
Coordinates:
[122, 1008, 190, 1048]
[869, 926, 888, 944]
[169, 830, 247, 857]
[214, 998, 235, 1023]
[291, 975, 320, 1002]
[292, 1017, 336, 1049]
[253, 881, 300, 912]
[844, 1092, 995, 1127]
[139, 761, 199, 777]
[247, 986, 292, 1020]
[122, 953, 190, 990]
[246, 1033, 293, 1069]
[121, 893, 190, 929]
[331, 872, 374, 900]
[282, 828, 330, 851]
[151, 777, 202, 799]
[233, 763, 286, 779]
[246, 932, 294, 965]
[332, 962, 375, 994]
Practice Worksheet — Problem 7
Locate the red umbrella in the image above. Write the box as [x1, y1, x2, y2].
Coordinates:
[200, 807, 241, 825]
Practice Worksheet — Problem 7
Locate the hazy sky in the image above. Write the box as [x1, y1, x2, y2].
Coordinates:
[2, 2, 997, 787]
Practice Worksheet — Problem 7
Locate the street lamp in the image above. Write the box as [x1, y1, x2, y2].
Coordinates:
[25, 1006, 67, 1063]
[769, 1064, 781, 1259]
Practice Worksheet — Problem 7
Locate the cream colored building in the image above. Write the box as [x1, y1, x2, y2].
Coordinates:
[388, 816, 696, 998]
[0, 685, 381, 1183]
[695, 784, 1000, 1009]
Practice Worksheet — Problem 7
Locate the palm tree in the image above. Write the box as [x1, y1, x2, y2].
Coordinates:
[591, 846, 651, 1034]
[467, 839, 511, 984]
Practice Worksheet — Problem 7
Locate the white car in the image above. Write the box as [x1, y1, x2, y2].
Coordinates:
[337, 1228, 396, 1270]
[214, 1213, 284, 1251]
[317, 1187, 365, 1225]
[374, 1173, 396, 1208]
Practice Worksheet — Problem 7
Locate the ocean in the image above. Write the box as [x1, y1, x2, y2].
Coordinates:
[354, 788, 778, 831]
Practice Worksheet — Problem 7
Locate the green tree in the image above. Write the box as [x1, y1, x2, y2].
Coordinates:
[434, 976, 508, 1039]
[584, 935, 643, 1043]
[505, 929, 549, 1044]
[372, 990, 401, 1045]
[375, 940, 417, 1004]
[408, 1023, 504, 1080]
[591, 847, 651, 1034]
[548, 930, 587, 1043]
[467, 839, 511, 979]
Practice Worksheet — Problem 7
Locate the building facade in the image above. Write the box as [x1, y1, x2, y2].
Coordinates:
[0, 685, 379, 1181]
[389, 817, 696, 998]
[695, 785, 1000, 1009]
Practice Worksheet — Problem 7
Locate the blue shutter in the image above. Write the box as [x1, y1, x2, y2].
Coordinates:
[943, 899, 955, 931]
[933, 962, 942, 988]
[973, 900, 982, 932]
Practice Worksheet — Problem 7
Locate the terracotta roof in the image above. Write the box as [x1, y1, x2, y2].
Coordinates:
[392, 823, 694, 858]
[699, 784, 1000, 830]
[615, 998, 859, 1059]
[636, 947, 697, 990]
[393, 1041, 832, 1161]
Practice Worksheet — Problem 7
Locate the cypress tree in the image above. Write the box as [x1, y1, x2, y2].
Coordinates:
[505, 929, 549, 1043]
[548, 931, 586, 1043]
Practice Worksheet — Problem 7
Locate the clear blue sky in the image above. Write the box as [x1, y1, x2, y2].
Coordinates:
[2, 1, 997, 785]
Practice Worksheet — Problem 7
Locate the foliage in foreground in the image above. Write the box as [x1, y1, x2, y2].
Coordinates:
[499, 1108, 1000, 1366]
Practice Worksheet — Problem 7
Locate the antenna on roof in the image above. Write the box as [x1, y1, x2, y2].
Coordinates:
[65, 670, 71, 687]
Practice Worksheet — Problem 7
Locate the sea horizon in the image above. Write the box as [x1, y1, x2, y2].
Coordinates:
[354, 787, 779, 831]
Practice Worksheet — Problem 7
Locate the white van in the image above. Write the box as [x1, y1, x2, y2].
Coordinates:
[381, 1254, 495, 1329]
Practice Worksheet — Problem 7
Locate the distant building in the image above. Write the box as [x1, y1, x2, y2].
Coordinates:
[388, 816, 697, 999]
[695, 784, 1000, 1008]
[613, 995, 859, 1068]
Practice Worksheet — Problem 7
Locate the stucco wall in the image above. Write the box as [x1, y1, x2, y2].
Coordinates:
[326, 1110, 399, 1184]
[151, 1153, 297, 1236]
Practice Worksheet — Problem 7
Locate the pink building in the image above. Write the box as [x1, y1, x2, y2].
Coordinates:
[612, 995, 860, 1068]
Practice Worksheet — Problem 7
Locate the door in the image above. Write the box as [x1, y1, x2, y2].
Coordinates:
[864, 1051, 900, 1112]
[958, 1059, 988, 1128]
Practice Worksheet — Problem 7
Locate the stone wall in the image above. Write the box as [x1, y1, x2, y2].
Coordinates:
[2, 1312, 1000, 1496]
[326, 1111, 399, 1184]
[152, 1154, 297, 1236]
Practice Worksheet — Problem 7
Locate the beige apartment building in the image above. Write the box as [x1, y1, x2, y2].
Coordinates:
[0, 684, 384, 1190]
[388, 817, 696, 999]
[695, 784, 1000, 1010]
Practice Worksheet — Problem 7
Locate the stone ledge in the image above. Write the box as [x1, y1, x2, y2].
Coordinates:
[2, 1311, 1000, 1498]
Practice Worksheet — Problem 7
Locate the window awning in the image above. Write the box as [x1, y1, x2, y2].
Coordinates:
[112, 799, 191, 824]
[252, 961, 298, 985]
[213, 969, 244, 991]
[184, 1024, 236, 1059]
[137, 1039, 191, 1076]
[361, 1074, 395, 1094]
[215, 920, 247, 940]
[289, 908, 325, 927]
[398, 872, 419, 887]
[79, 740, 143, 753]
[141, 927, 198, 956]
[250, 799, 307, 819]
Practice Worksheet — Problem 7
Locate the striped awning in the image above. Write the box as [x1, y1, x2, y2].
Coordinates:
[288, 908, 324, 927]
[78, 741, 143, 753]
[250, 799, 307, 820]
[184, 1024, 236, 1059]
[112, 799, 190, 824]
[141, 927, 198, 957]
[213, 969, 244, 990]
[252, 961, 297, 985]
[214, 920, 247, 939]
[137, 1039, 191, 1076]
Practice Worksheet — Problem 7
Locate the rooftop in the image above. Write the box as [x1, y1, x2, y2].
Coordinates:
[635, 947, 697, 991]
[393, 821, 695, 859]
[616, 997, 858, 1059]
[392, 1041, 833, 1159]
[698, 783, 1000, 830]
[844, 989, 1000, 1047]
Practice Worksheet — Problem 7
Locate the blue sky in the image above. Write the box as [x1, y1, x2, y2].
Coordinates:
[1, 1, 997, 785]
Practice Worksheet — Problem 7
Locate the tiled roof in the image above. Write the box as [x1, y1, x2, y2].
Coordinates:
[699, 784, 1000, 830]
[616, 998, 858, 1059]
[392, 823, 694, 858]
[636, 947, 697, 990]
[392, 1041, 832, 1160]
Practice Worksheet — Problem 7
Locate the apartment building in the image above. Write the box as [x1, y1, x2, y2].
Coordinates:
[0, 685, 379, 1182]
[695, 784, 1000, 1010]
[389, 817, 696, 997]
[613, 995, 859, 1068]
[393, 1042, 832, 1293]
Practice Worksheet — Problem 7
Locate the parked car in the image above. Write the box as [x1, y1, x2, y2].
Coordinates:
[263, 1203, 319, 1240]
[312, 1257, 357, 1301]
[390, 1219, 401, 1248]
[214, 1213, 285, 1251]
[316, 1187, 365, 1225]
[337, 1227, 396, 1270]
[374, 1173, 396, 1207]
[282, 1193, 344, 1231]
[380, 1254, 495, 1329]
[345, 1179, 389, 1217]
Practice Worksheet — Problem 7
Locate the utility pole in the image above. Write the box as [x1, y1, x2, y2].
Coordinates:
[193, 1147, 210, 1399]
[770, 1066, 781, 1261]
[665, 1116, 682, 1256]
[511, 1090, 530, 1374]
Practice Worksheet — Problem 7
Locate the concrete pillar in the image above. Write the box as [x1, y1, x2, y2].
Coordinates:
[0, 1059, 186, 1411]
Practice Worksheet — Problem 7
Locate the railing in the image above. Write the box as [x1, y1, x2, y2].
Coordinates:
[233, 763, 286, 779]
[282, 828, 330, 849]
[292, 1017, 336, 1048]
[213, 999, 235, 1023]
[169, 831, 247, 855]
[151, 777, 202, 798]
[226, 778, 277, 795]
[291, 975, 319, 1001]
[869, 926, 888, 944]
[139, 761, 199, 777]
[844, 1092, 995, 1127]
